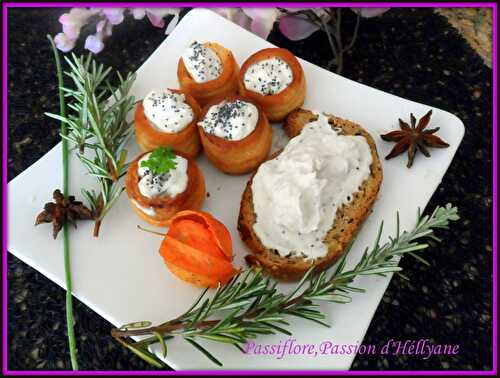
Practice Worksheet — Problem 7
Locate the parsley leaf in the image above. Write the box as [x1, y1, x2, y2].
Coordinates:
[140, 147, 178, 175]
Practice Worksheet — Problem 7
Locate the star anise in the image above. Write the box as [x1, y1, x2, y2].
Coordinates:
[381, 110, 450, 168]
[35, 189, 94, 239]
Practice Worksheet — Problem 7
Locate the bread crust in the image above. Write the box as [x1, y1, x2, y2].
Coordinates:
[198, 95, 272, 175]
[177, 42, 239, 107]
[238, 48, 306, 122]
[125, 151, 206, 227]
[238, 109, 383, 281]
[134, 89, 202, 159]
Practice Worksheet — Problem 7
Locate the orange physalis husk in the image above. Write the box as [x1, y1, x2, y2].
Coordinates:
[159, 210, 239, 288]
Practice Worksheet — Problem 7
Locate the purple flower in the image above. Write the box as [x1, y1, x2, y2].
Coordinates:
[102, 8, 125, 25]
[54, 6, 389, 55]
[145, 8, 180, 33]
[127, 8, 181, 33]
[58, 8, 93, 39]
[213, 8, 252, 30]
[278, 9, 331, 41]
[54, 32, 76, 52]
[351, 8, 390, 18]
[131, 8, 146, 20]
[84, 34, 105, 54]
[213, 8, 280, 39]
[214, 7, 332, 41]
[241, 8, 280, 39]
[96, 19, 113, 37]
[55, 7, 182, 53]
[279, 15, 320, 41]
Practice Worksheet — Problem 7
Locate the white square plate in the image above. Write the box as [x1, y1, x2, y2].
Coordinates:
[8, 9, 464, 370]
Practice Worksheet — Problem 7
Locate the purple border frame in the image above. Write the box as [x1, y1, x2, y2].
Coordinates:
[1, 2, 497, 375]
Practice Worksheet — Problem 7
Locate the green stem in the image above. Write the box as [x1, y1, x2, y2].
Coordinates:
[48, 35, 79, 371]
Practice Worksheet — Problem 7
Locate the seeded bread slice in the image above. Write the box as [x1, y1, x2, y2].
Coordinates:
[238, 108, 383, 281]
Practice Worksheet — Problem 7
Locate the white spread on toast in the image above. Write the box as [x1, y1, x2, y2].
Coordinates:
[251, 112, 372, 259]
[137, 153, 188, 198]
[143, 89, 194, 133]
[243, 57, 293, 95]
[181, 41, 223, 83]
[198, 99, 258, 141]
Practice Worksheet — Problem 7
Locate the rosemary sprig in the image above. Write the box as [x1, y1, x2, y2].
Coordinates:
[111, 204, 459, 367]
[45, 54, 136, 237]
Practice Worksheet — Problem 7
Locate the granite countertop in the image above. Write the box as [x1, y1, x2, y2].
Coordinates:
[7, 8, 493, 370]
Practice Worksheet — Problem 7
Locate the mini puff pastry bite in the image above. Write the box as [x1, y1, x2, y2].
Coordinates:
[177, 41, 239, 107]
[197, 95, 272, 175]
[125, 149, 206, 227]
[134, 89, 202, 158]
[238, 48, 306, 122]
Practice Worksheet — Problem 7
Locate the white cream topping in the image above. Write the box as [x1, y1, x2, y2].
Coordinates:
[198, 99, 258, 141]
[137, 153, 189, 198]
[251, 113, 373, 260]
[143, 90, 194, 133]
[131, 199, 156, 217]
[243, 57, 293, 95]
[181, 41, 223, 83]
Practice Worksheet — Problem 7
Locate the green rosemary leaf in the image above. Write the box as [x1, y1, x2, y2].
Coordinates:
[306, 294, 352, 303]
[396, 211, 400, 239]
[389, 244, 429, 255]
[184, 337, 223, 366]
[140, 147, 178, 176]
[153, 331, 168, 358]
[427, 234, 442, 242]
[332, 248, 349, 277]
[190, 298, 210, 326]
[298, 316, 331, 328]
[310, 271, 326, 294]
[222, 327, 247, 335]
[217, 333, 247, 343]
[239, 326, 275, 335]
[340, 285, 366, 293]
[396, 271, 410, 281]
[124, 342, 166, 368]
[255, 316, 287, 324]
[233, 343, 246, 353]
[406, 251, 431, 266]
[78, 154, 109, 175]
[357, 266, 402, 275]
[180, 287, 209, 319]
[259, 321, 292, 336]
[208, 308, 240, 334]
[217, 300, 255, 312]
[292, 308, 325, 318]
[284, 266, 315, 302]
[198, 334, 240, 344]
[373, 220, 384, 252]
[99, 187, 126, 219]
[134, 334, 174, 349]
[120, 321, 152, 330]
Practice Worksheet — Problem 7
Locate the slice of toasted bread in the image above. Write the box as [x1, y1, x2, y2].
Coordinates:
[238, 108, 383, 281]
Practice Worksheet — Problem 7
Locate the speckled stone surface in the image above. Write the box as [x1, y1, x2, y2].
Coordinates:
[7, 8, 493, 371]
